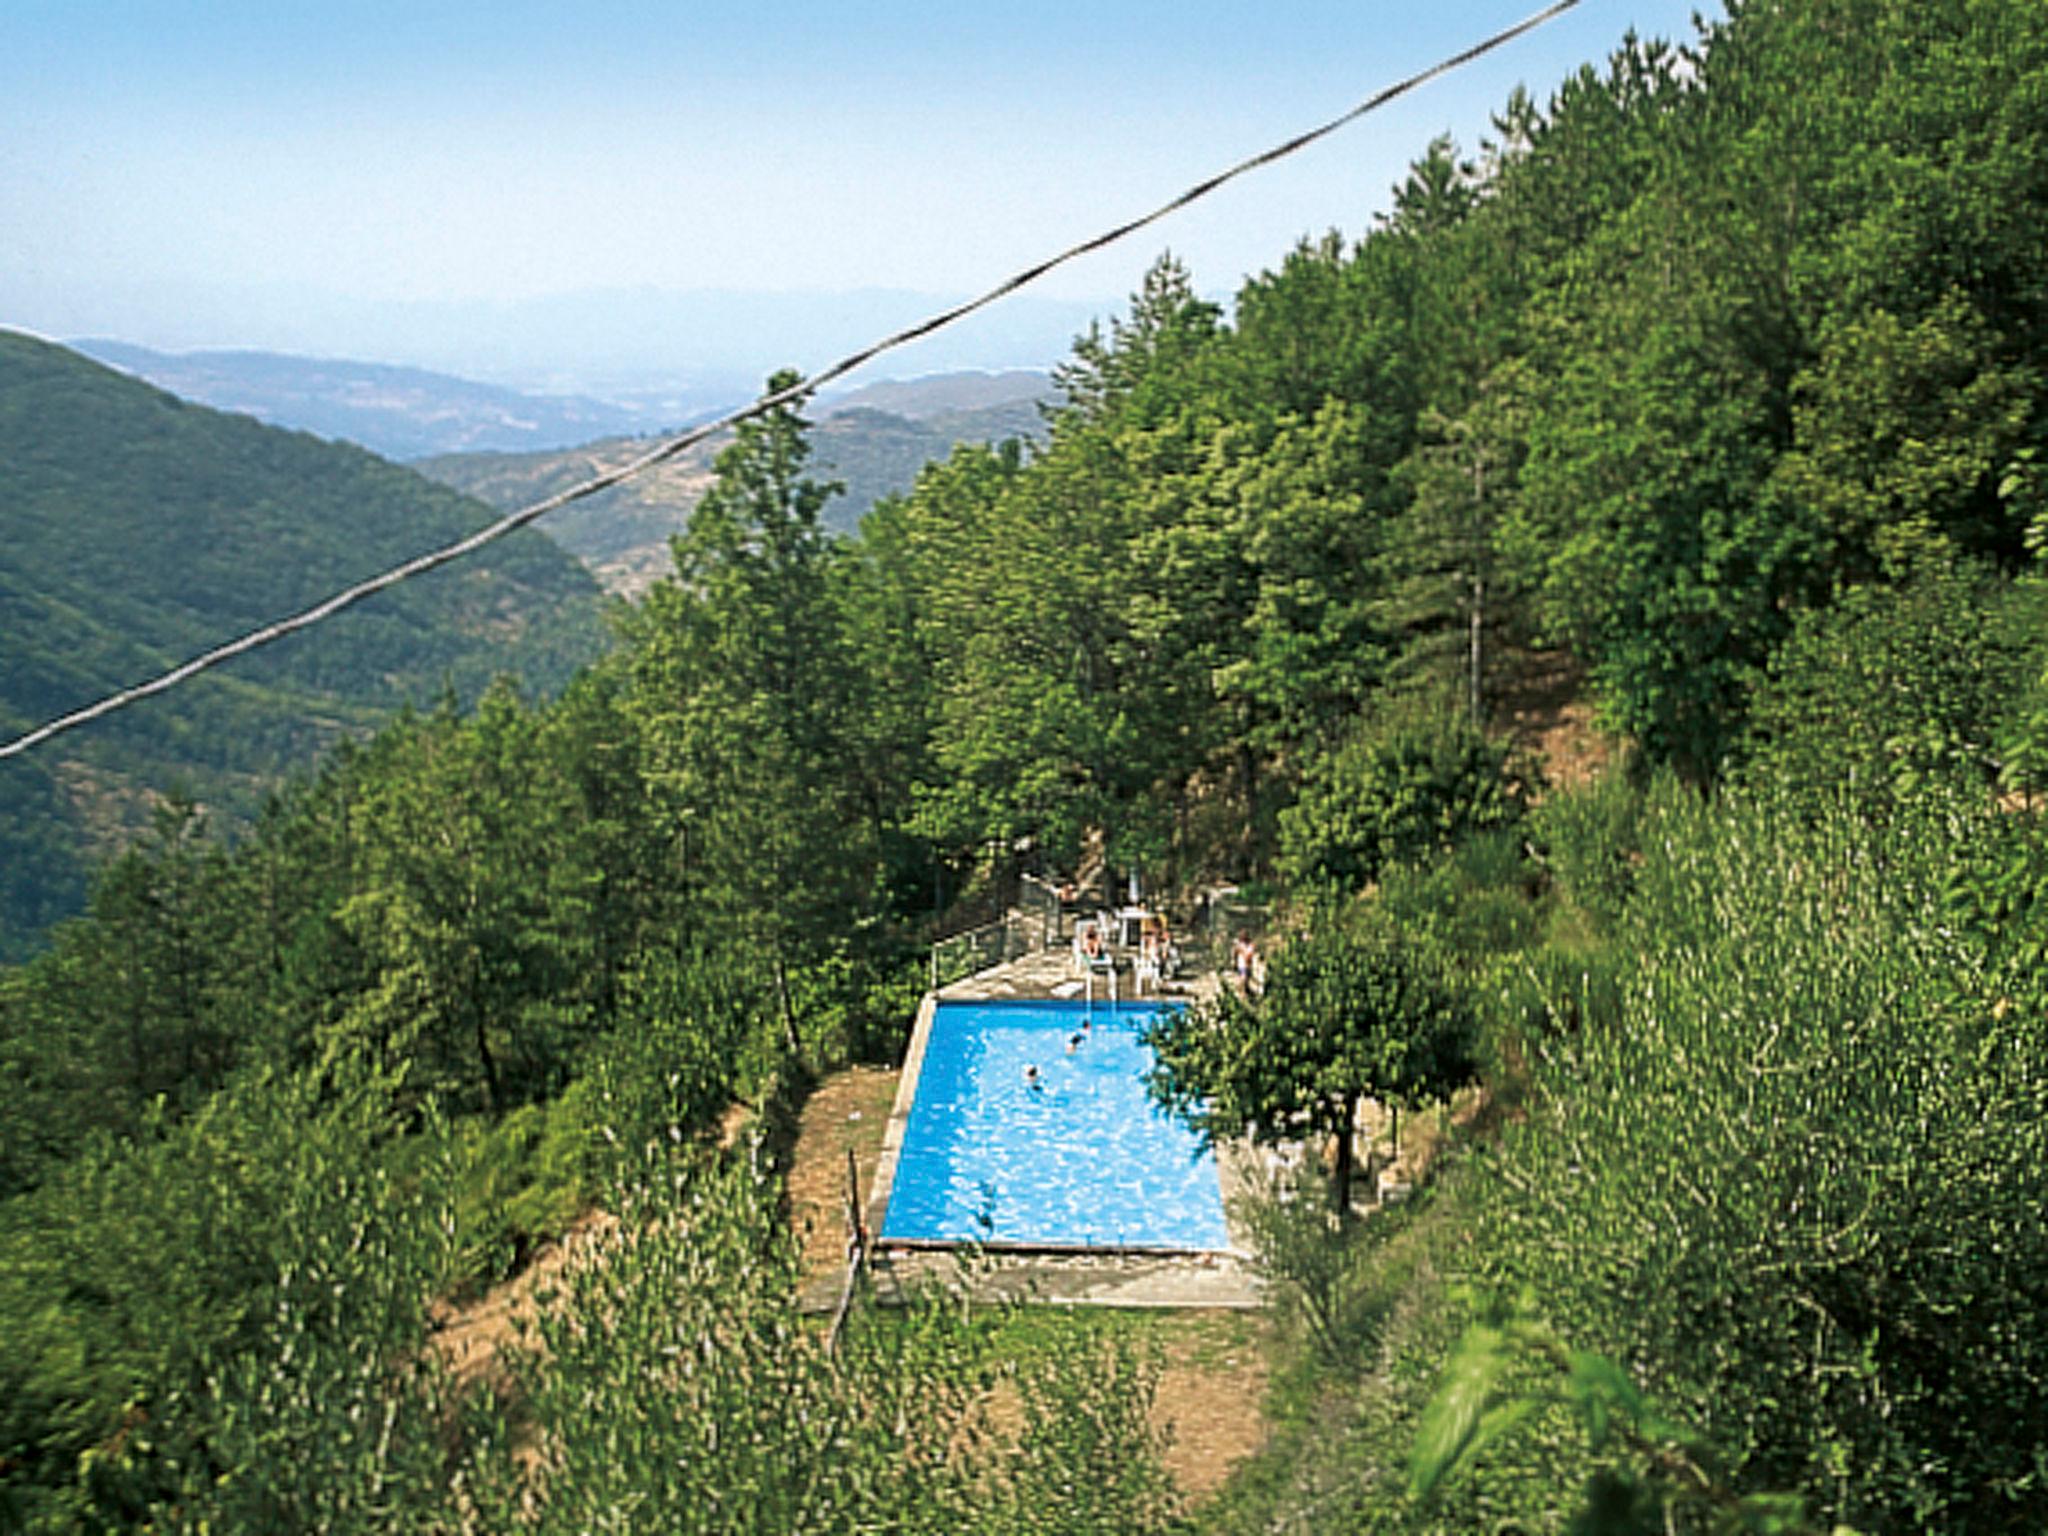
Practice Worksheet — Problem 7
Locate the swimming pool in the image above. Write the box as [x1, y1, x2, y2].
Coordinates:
[878, 998, 1230, 1251]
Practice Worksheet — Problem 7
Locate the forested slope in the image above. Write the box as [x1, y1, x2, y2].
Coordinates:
[0, 332, 608, 958]
[2, 0, 2047, 1529]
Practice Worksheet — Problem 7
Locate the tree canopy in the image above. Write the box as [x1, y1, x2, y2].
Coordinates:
[1149, 919, 1474, 1215]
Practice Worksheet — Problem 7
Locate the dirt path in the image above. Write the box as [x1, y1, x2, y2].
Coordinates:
[1150, 1310, 1274, 1503]
[789, 1064, 899, 1284]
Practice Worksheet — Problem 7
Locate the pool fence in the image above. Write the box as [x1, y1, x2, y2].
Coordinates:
[927, 901, 1058, 990]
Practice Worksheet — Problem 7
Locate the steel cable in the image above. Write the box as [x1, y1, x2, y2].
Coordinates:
[0, 0, 1576, 762]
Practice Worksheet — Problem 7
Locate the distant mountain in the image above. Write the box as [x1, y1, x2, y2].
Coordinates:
[26, 284, 1103, 400]
[69, 339, 662, 459]
[0, 331, 609, 959]
[418, 377, 1054, 596]
[822, 369, 1052, 422]
[417, 437, 716, 598]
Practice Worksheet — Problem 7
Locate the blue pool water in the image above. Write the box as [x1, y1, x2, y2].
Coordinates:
[880, 998, 1229, 1250]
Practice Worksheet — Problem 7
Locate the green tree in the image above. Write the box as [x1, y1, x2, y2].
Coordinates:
[1384, 366, 1530, 720]
[621, 370, 877, 1062]
[1213, 400, 1402, 762]
[907, 264, 1231, 880]
[1739, 556, 2040, 815]
[1148, 918, 1474, 1216]
[0, 1056, 457, 1530]
[0, 798, 246, 1191]
[335, 688, 601, 1114]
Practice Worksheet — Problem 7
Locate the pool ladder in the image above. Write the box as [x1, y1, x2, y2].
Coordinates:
[1083, 957, 1118, 1015]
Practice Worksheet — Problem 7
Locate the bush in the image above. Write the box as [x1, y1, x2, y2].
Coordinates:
[1280, 706, 1525, 897]
[1456, 790, 2048, 1529]
[1527, 766, 1654, 934]
[0, 1060, 465, 1529]
[1738, 558, 2038, 817]
[1231, 1161, 1431, 1366]
[577, 942, 777, 1154]
[1374, 829, 1544, 962]
[471, 1145, 1185, 1535]
[447, 1087, 597, 1293]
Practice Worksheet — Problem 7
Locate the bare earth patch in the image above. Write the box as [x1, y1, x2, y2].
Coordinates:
[1495, 647, 1617, 792]
[960, 1313, 1271, 1509]
[429, 1209, 617, 1389]
[788, 1065, 900, 1285]
[1150, 1310, 1274, 1504]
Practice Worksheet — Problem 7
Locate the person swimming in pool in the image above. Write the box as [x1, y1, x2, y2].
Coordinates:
[1024, 1063, 1043, 1090]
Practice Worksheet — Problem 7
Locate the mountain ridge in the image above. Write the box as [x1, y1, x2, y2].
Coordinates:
[70, 338, 662, 459]
[418, 382, 1053, 596]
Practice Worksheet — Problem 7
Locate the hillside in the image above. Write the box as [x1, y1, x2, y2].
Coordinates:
[70, 338, 659, 459]
[419, 380, 1051, 594]
[822, 368, 1049, 426]
[0, 331, 609, 959]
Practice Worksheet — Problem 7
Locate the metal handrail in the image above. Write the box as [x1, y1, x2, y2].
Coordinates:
[928, 906, 1056, 990]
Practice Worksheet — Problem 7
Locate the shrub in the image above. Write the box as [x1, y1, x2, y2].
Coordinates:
[1527, 766, 1654, 934]
[472, 1146, 1184, 1534]
[1738, 558, 2038, 817]
[448, 1086, 597, 1293]
[1456, 790, 2048, 1528]
[1374, 829, 1544, 962]
[1280, 706, 1525, 897]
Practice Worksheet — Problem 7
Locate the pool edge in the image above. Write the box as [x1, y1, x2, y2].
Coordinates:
[864, 989, 939, 1244]
[878, 1236, 1231, 1259]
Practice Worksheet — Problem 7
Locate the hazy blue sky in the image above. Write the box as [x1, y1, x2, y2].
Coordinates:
[2, 1, 1717, 389]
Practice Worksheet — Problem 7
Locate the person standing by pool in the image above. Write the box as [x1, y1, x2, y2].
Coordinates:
[1073, 919, 1108, 974]
[1233, 930, 1258, 993]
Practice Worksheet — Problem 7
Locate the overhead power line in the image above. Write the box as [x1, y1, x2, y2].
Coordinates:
[0, 0, 1578, 763]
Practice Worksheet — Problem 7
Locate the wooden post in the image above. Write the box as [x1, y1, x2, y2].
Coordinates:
[845, 1146, 867, 1254]
[827, 1145, 868, 1355]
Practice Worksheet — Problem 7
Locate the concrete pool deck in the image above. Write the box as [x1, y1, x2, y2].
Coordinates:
[849, 942, 1264, 1311]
